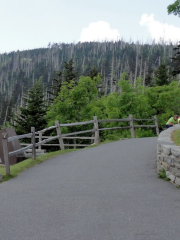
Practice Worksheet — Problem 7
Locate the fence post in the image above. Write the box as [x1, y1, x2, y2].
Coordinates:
[73, 138, 76, 149]
[91, 126, 95, 144]
[31, 127, 36, 160]
[55, 120, 65, 150]
[154, 115, 159, 136]
[38, 132, 42, 150]
[2, 133, 10, 175]
[93, 116, 100, 144]
[129, 114, 135, 138]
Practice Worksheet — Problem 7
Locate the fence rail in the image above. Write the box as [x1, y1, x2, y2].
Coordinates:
[98, 118, 130, 123]
[8, 133, 33, 143]
[2, 114, 159, 175]
[60, 120, 94, 127]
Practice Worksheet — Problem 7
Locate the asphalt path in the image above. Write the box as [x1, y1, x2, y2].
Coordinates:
[1, 137, 180, 240]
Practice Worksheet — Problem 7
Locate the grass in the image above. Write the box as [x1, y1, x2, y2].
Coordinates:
[171, 129, 180, 146]
[0, 149, 76, 183]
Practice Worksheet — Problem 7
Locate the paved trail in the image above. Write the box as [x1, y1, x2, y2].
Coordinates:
[1, 137, 180, 240]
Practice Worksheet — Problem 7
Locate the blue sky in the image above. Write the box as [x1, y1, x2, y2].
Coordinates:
[0, 0, 179, 53]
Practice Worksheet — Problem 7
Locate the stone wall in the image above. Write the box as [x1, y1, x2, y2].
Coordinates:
[157, 125, 180, 185]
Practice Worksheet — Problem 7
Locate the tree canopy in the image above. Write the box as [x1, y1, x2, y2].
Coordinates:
[167, 0, 180, 17]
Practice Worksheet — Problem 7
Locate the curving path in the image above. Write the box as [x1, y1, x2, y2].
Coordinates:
[1, 137, 180, 240]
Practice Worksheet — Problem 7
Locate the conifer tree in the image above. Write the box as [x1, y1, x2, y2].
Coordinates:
[13, 78, 47, 134]
[63, 59, 78, 82]
[88, 67, 99, 79]
[47, 59, 78, 102]
[154, 63, 170, 86]
[170, 44, 180, 76]
[47, 71, 63, 102]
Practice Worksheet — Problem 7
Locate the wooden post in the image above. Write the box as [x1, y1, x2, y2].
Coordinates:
[73, 138, 76, 149]
[2, 133, 10, 175]
[31, 127, 36, 160]
[129, 114, 135, 138]
[38, 132, 42, 150]
[154, 115, 159, 136]
[93, 116, 100, 144]
[91, 126, 95, 144]
[55, 120, 64, 150]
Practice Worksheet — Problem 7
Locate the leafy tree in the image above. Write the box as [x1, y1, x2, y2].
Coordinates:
[154, 63, 170, 86]
[46, 71, 180, 139]
[167, 0, 180, 17]
[13, 78, 47, 134]
[144, 81, 180, 128]
[46, 75, 101, 126]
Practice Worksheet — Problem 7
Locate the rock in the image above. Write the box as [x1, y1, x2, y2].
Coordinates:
[174, 162, 180, 169]
[157, 143, 162, 153]
[159, 155, 164, 161]
[161, 162, 170, 170]
[164, 156, 175, 166]
[0, 174, 3, 181]
[162, 145, 171, 156]
[166, 171, 176, 182]
[175, 177, 180, 186]
[171, 148, 180, 158]
[157, 163, 163, 171]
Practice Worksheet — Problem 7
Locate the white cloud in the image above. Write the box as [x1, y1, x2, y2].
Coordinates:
[80, 21, 120, 42]
[140, 14, 180, 43]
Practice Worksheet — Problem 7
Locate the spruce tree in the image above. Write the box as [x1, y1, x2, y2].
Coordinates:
[88, 67, 99, 79]
[170, 44, 180, 76]
[47, 59, 78, 103]
[63, 59, 78, 82]
[13, 78, 47, 134]
[154, 63, 169, 86]
[47, 71, 63, 102]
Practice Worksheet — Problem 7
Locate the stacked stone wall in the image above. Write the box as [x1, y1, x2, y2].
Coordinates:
[157, 125, 180, 185]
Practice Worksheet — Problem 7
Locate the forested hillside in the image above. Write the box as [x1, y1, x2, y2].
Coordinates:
[0, 40, 175, 128]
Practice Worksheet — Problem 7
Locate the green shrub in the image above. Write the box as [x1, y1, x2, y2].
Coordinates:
[158, 169, 170, 181]
[135, 128, 155, 138]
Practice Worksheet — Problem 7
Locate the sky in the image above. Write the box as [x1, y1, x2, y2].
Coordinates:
[0, 0, 180, 53]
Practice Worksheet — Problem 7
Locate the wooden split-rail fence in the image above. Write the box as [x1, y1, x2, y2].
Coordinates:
[2, 115, 159, 175]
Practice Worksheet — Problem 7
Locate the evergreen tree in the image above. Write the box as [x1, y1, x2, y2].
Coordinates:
[47, 71, 63, 102]
[170, 44, 180, 76]
[145, 74, 153, 87]
[154, 63, 170, 86]
[88, 67, 99, 79]
[63, 59, 78, 83]
[13, 78, 47, 134]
